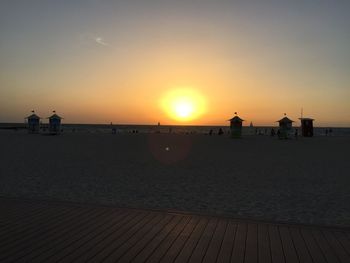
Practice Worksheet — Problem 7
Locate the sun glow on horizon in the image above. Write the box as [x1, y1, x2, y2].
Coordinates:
[161, 89, 206, 123]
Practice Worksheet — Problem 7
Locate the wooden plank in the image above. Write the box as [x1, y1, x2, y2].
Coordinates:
[27, 210, 128, 262]
[244, 223, 258, 263]
[115, 215, 175, 262]
[322, 230, 350, 263]
[0, 201, 49, 223]
[0, 199, 349, 263]
[0, 202, 47, 223]
[0, 202, 81, 234]
[54, 211, 135, 262]
[99, 213, 166, 262]
[268, 225, 285, 263]
[70, 211, 151, 263]
[144, 216, 191, 263]
[289, 227, 313, 263]
[0, 205, 90, 242]
[217, 221, 237, 263]
[333, 231, 350, 256]
[311, 228, 340, 263]
[159, 216, 199, 263]
[257, 223, 271, 263]
[231, 222, 247, 263]
[300, 228, 327, 263]
[202, 219, 228, 263]
[0, 204, 74, 239]
[188, 218, 218, 263]
[132, 215, 184, 263]
[0, 205, 49, 232]
[2, 207, 111, 262]
[0, 206, 91, 258]
[174, 218, 208, 263]
[278, 226, 299, 263]
[86, 212, 157, 262]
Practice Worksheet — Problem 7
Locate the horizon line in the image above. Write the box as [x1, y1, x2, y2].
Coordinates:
[1, 121, 349, 129]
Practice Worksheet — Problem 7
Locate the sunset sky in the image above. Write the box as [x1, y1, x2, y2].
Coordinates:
[1, 0, 349, 126]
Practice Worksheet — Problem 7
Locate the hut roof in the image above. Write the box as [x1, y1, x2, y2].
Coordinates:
[277, 116, 294, 123]
[228, 116, 244, 122]
[299, 118, 314, 121]
[48, 114, 63, 120]
[26, 114, 41, 120]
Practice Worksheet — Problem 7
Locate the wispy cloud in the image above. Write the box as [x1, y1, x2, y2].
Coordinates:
[78, 33, 111, 48]
[95, 37, 110, 46]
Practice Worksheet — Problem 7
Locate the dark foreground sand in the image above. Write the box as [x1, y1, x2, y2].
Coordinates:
[0, 131, 349, 226]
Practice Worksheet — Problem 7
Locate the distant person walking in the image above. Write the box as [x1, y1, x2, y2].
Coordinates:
[294, 128, 298, 139]
[218, 128, 224, 135]
[270, 128, 275, 137]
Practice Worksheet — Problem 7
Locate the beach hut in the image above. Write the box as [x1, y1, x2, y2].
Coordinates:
[48, 111, 63, 134]
[299, 118, 314, 137]
[229, 113, 244, 138]
[25, 111, 41, 133]
[277, 114, 294, 139]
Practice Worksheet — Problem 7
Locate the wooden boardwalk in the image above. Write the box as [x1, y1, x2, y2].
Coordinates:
[0, 198, 349, 263]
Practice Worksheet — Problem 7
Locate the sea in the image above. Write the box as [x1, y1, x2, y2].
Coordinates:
[1, 123, 350, 137]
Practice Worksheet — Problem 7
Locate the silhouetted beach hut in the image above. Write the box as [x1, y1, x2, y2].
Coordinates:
[277, 115, 294, 139]
[299, 118, 314, 137]
[229, 113, 244, 138]
[25, 111, 41, 133]
[48, 111, 63, 134]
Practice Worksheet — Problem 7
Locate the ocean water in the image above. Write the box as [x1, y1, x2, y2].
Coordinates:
[1, 123, 350, 136]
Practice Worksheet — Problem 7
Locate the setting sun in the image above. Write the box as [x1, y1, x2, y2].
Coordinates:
[161, 89, 206, 122]
[174, 100, 193, 118]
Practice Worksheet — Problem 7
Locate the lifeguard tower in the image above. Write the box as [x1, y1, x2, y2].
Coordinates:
[25, 111, 41, 133]
[277, 114, 294, 139]
[48, 111, 63, 134]
[229, 113, 244, 138]
[299, 118, 314, 137]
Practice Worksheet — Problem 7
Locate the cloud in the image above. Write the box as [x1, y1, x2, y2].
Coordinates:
[78, 33, 111, 48]
[95, 37, 110, 46]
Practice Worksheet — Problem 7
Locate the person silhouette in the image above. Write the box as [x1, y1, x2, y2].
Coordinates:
[270, 128, 275, 137]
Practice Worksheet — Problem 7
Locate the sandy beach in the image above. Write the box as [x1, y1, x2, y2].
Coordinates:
[0, 130, 349, 227]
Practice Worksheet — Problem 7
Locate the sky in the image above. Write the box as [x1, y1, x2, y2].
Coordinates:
[0, 0, 349, 126]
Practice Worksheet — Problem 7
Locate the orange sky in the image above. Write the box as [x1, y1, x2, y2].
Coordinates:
[1, 1, 349, 127]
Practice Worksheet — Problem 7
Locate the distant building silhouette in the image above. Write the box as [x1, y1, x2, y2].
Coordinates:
[299, 118, 314, 137]
[277, 115, 294, 139]
[48, 111, 63, 135]
[229, 113, 244, 138]
[25, 111, 41, 133]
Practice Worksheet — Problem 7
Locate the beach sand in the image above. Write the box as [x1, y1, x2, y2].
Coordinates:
[0, 130, 349, 227]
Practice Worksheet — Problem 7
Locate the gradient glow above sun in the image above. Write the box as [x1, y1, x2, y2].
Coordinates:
[161, 89, 206, 122]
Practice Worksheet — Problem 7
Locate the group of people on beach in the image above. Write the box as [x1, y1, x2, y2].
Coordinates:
[208, 128, 224, 136]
